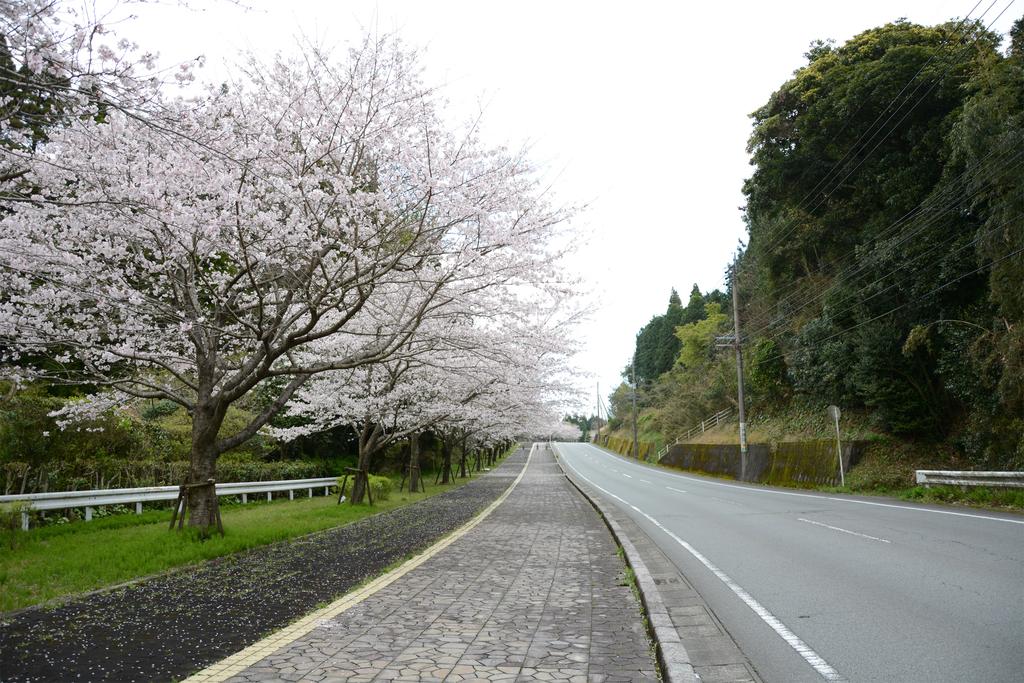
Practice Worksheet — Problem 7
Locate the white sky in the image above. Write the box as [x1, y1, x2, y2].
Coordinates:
[120, 0, 1019, 412]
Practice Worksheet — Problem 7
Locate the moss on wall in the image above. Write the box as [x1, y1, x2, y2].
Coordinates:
[600, 435, 654, 460]
[661, 440, 864, 486]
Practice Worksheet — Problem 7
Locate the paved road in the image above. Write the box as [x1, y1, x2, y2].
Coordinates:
[213, 444, 657, 682]
[556, 442, 1024, 683]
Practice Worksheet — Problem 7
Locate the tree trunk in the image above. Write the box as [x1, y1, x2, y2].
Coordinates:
[459, 433, 468, 478]
[408, 432, 420, 492]
[186, 399, 227, 532]
[441, 437, 452, 484]
[352, 422, 377, 504]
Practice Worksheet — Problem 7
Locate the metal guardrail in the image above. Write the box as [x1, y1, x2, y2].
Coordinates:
[656, 407, 734, 460]
[0, 477, 338, 530]
[915, 470, 1024, 489]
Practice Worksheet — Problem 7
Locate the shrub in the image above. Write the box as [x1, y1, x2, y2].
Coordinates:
[1, 501, 30, 548]
[337, 473, 392, 502]
[749, 338, 789, 401]
[368, 474, 393, 502]
[140, 399, 179, 420]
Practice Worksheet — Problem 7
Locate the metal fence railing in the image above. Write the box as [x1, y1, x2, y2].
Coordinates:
[656, 407, 734, 460]
[915, 470, 1024, 489]
[0, 477, 338, 530]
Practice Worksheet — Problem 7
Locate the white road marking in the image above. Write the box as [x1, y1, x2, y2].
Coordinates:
[639, 479, 652, 484]
[798, 518, 891, 544]
[579, 444, 1024, 526]
[622, 473, 633, 479]
[563, 459, 844, 681]
[667, 486, 688, 494]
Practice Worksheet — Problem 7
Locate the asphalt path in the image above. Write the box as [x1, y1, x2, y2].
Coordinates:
[556, 442, 1024, 683]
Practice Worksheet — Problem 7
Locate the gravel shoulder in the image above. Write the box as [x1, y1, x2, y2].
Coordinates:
[0, 452, 526, 683]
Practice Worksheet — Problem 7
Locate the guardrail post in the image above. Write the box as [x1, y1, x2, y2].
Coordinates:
[289, 490, 294, 500]
[266, 492, 272, 502]
[21, 511, 29, 531]
[85, 506, 93, 521]
[323, 486, 329, 496]
[308, 488, 313, 497]
[135, 502, 142, 515]
[241, 493, 247, 504]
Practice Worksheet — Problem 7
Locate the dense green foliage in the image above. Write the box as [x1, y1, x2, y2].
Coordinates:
[632, 286, 726, 384]
[563, 414, 592, 441]
[0, 384, 334, 495]
[648, 303, 737, 438]
[620, 18, 1024, 470]
[0, 381, 460, 498]
[611, 287, 730, 437]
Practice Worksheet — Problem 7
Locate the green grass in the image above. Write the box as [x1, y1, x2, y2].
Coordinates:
[0, 471, 480, 613]
[897, 484, 1024, 508]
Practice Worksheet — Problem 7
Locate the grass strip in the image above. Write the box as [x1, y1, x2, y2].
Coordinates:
[0, 471, 480, 613]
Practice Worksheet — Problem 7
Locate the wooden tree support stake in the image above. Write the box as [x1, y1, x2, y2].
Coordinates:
[339, 467, 373, 505]
[400, 464, 426, 493]
[169, 479, 224, 536]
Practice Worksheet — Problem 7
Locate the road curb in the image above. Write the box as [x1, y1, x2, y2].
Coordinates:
[554, 449, 700, 683]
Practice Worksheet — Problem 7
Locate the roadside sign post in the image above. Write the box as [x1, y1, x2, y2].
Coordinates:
[827, 405, 845, 487]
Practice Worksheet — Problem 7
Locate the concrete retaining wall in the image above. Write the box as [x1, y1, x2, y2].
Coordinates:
[600, 435, 654, 460]
[659, 440, 865, 486]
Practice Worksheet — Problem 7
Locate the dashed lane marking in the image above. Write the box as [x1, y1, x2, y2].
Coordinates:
[798, 518, 891, 544]
[579, 444, 1024, 526]
[564, 458, 845, 682]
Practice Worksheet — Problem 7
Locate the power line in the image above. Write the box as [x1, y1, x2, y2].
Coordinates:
[742, 147, 1024, 339]
[735, 0, 1017, 337]
[752, 211, 1023, 351]
[751, 0, 1004, 259]
[752, 245, 1024, 368]
[745, 140, 1023, 330]
[788, 0, 1016, 225]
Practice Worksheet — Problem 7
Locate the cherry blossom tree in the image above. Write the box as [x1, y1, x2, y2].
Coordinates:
[0, 29, 572, 530]
[418, 324, 582, 477]
[539, 418, 583, 443]
[275, 294, 581, 502]
[2, 1, 198, 190]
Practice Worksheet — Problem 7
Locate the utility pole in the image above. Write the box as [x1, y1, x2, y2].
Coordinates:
[731, 263, 748, 480]
[596, 382, 601, 441]
[631, 364, 639, 459]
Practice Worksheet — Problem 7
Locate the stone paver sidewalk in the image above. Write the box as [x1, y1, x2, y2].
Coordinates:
[223, 445, 657, 682]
